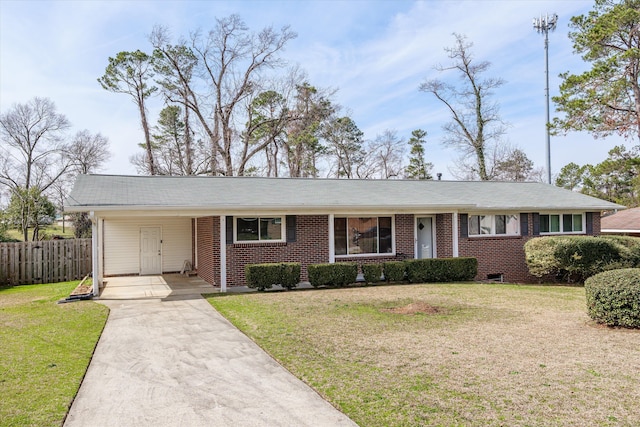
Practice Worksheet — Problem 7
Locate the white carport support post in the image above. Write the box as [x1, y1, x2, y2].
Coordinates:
[219, 216, 227, 292]
[90, 211, 101, 296]
[452, 211, 459, 257]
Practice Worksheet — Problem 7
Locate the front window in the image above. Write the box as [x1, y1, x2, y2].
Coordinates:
[540, 214, 583, 234]
[334, 216, 393, 256]
[236, 217, 283, 242]
[468, 214, 519, 237]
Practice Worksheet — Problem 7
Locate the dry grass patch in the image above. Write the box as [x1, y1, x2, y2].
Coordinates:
[208, 283, 640, 427]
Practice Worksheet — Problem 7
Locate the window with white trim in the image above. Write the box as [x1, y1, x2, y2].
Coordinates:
[235, 217, 284, 242]
[334, 216, 393, 256]
[540, 214, 583, 234]
[468, 214, 519, 236]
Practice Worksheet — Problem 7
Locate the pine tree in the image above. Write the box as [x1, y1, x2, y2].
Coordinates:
[405, 129, 433, 180]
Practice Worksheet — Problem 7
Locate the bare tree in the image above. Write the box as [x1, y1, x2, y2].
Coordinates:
[67, 130, 111, 175]
[0, 98, 71, 240]
[493, 147, 541, 182]
[370, 129, 406, 179]
[98, 50, 158, 175]
[151, 16, 296, 176]
[420, 34, 507, 180]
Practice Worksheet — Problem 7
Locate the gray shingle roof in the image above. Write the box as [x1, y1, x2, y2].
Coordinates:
[65, 174, 624, 214]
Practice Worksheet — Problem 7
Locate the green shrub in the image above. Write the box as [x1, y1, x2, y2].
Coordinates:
[553, 237, 625, 281]
[524, 237, 563, 278]
[245, 262, 301, 291]
[308, 263, 358, 288]
[525, 236, 630, 282]
[362, 264, 383, 284]
[383, 261, 406, 282]
[585, 268, 640, 328]
[405, 258, 477, 283]
[599, 235, 640, 267]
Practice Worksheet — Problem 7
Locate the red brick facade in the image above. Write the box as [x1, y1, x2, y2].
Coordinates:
[457, 212, 601, 283]
[226, 215, 329, 286]
[435, 213, 454, 258]
[195, 216, 220, 286]
[194, 211, 601, 287]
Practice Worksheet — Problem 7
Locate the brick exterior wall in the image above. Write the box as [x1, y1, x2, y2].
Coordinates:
[457, 212, 601, 283]
[435, 213, 454, 258]
[194, 211, 602, 287]
[195, 216, 219, 286]
[226, 215, 329, 286]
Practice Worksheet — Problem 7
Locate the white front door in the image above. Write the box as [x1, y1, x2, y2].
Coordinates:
[416, 217, 434, 259]
[140, 227, 162, 275]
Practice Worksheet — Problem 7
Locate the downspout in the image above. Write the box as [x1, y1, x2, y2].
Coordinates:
[219, 216, 227, 292]
[452, 211, 459, 258]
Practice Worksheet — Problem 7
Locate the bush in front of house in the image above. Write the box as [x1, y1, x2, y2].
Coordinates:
[245, 262, 301, 291]
[554, 237, 626, 281]
[585, 268, 640, 328]
[524, 236, 563, 278]
[308, 262, 358, 288]
[383, 261, 406, 282]
[405, 257, 477, 283]
[525, 236, 629, 283]
[599, 235, 640, 267]
[362, 264, 383, 284]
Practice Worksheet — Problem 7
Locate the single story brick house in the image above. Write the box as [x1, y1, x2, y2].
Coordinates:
[65, 174, 623, 295]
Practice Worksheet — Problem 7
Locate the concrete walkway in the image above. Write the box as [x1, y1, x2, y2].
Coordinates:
[64, 276, 357, 427]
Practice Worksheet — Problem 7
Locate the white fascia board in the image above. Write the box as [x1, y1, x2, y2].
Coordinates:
[67, 204, 478, 217]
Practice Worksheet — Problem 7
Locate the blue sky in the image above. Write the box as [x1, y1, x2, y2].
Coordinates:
[0, 0, 626, 179]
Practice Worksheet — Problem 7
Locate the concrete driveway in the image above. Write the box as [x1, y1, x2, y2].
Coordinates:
[64, 276, 357, 427]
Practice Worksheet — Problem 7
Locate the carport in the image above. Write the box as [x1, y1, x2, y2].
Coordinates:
[97, 274, 217, 299]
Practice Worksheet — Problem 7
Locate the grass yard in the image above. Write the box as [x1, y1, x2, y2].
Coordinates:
[0, 282, 108, 427]
[207, 283, 640, 427]
[5, 225, 75, 241]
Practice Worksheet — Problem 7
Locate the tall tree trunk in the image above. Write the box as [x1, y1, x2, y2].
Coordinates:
[184, 103, 193, 175]
[138, 99, 156, 175]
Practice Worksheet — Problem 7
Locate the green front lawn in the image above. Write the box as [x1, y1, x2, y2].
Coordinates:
[5, 225, 75, 241]
[0, 282, 108, 427]
[207, 283, 640, 427]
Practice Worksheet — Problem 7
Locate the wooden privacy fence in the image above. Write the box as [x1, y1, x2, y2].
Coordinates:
[0, 239, 92, 286]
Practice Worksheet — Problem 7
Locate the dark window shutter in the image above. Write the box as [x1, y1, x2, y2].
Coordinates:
[286, 215, 296, 242]
[586, 212, 593, 234]
[226, 216, 234, 244]
[532, 213, 540, 235]
[460, 214, 468, 238]
[520, 213, 529, 236]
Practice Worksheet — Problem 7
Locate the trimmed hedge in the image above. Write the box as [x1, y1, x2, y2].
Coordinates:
[362, 264, 383, 284]
[308, 263, 358, 288]
[383, 261, 406, 283]
[600, 235, 640, 267]
[525, 236, 635, 282]
[405, 257, 477, 283]
[585, 268, 640, 328]
[245, 262, 301, 291]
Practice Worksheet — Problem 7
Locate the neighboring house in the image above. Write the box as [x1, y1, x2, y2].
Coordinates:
[601, 207, 640, 237]
[65, 175, 623, 295]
